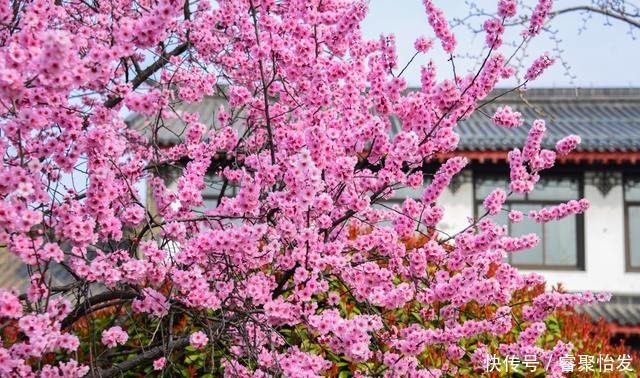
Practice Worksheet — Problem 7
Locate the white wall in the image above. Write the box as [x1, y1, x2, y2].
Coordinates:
[438, 178, 474, 238]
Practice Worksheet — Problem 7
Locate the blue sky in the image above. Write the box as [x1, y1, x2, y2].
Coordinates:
[361, 1, 640, 88]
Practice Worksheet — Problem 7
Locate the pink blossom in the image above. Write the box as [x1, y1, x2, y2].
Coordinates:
[153, 357, 166, 371]
[483, 18, 505, 48]
[101, 326, 129, 348]
[483, 188, 507, 215]
[529, 199, 590, 223]
[508, 210, 523, 223]
[189, 331, 209, 349]
[422, 157, 468, 204]
[423, 0, 457, 53]
[498, 0, 517, 18]
[527, 0, 554, 36]
[414, 36, 433, 53]
[524, 53, 555, 81]
[41, 243, 65, 263]
[0, 290, 22, 318]
[327, 292, 340, 306]
[500, 233, 540, 252]
[523, 119, 546, 161]
[0, 0, 603, 375]
[492, 106, 523, 128]
[132, 288, 170, 317]
[121, 205, 145, 226]
[555, 134, 581, 155]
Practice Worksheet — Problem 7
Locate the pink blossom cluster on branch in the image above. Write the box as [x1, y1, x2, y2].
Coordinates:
[529, 199, 590, 223]
[556, 134, 582, 155]
[483, 188, 508, 215]
[497, 0, 518, 18]
[423, 0, 457, 53]
[526, 0, 554, 37]
[492, 105, 524, 128]
[524, 52, 555, 81]
[483, 18, 505, 48]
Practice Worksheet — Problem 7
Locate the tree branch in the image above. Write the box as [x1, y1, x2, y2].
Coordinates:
[271, 263, 299, 299]
[550, 5, 640, 29]
[249, 0, 276, 165]
[61, 290, 139, 330]
[84, 336, 190, 378]
[103, 42, 191, 109]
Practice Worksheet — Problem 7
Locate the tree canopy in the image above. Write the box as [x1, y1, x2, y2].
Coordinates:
[0, 0, 619, 377]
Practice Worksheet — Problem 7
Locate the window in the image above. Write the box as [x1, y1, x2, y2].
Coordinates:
[624, 175, 640, 271]
[474, 173, 584, 270]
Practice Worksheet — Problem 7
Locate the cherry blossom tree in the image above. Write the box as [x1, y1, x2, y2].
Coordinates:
[0, 0, 610, 376]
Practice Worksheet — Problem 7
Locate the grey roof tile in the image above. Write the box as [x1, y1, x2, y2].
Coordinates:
[457, 88, 640, 152]
[126, 87, 640, 151]
[0, 252, 29, 291]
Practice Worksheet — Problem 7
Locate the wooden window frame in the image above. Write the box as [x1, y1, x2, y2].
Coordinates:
[624, 174, 640, 272]
[473, 169, 585, 271]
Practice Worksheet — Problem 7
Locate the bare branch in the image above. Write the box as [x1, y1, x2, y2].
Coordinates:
[84, 337, 190, 378]
[103, 42, 191, 109]
[62, 291, 139, 330]
[550, 5, 640, 29]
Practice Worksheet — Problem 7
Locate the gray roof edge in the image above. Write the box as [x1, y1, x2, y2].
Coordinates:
[407, 87, 640, 103]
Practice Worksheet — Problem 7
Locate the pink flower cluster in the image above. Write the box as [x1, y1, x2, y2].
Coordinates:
[131, 288, 170, 317]
[101, 326, 129, 348]
[0, 0, 604, 375]
[523, 120, 546, 160]
[0, 299, 87, 377]
[527, 0, 554, 36]
[423, 0, 457, 53]
[483, 18, 505, 48]
[308, 310, 383, 362]
[483, 188, 507, 215]
[529, 199, 590, 223]
[508, 209, 524, 222]
[273, 348, 333, 378]
[189, 331, 209, 349]
[555, 134, 581, 155]
[499, 233, 540, 252]
[153, 357, 166, 371]
[497, 0, 517, 18]
[414, 36, 433, 53]
[0, 290, 23, 319]
[524, 53, 555, 81]
[506, 119, 565, 196]
[422, 157, 468, 203]
[492, 106, 524, 128]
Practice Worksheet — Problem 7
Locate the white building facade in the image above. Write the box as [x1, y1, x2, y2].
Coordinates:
[439, 170, 640, 295]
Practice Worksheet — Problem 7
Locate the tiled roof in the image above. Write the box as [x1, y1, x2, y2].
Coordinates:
[577, 296, 640, 326]
[127, 87, 640, 152]
[0, 252, 29, 291]
[0, 249, 74, 292]
[126, 95, 229, 146]
[454, 87, 640, 152]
